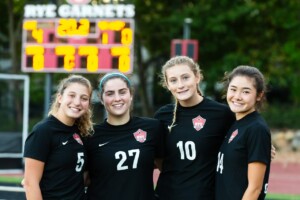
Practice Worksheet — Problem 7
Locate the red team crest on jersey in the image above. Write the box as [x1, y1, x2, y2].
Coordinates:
[133, 129, 147, 143]
[73, 133, 83, 145]
[228, 129, 238, 143]
[192, 115, 206, 131]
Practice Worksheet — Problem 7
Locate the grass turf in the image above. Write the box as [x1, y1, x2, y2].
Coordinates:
[1, 176, 299, 199]
[266, 193, 300, 200]
[0, 176, 23, 184]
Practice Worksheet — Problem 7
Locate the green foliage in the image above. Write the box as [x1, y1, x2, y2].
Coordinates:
[262, 103, 300, 129]
[132, 0, 300, 107]
[0, 0, 299, 121]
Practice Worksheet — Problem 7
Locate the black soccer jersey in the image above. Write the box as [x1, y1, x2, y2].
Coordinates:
[154, 97, 235, 200]
[85, 116, 165, 200]
[24, 115, 86, 200]
[215, 111, 271, 200]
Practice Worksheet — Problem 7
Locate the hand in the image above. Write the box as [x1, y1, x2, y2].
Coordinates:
[21, 178, 25, 187]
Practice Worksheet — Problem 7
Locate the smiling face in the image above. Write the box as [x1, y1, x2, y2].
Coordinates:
[56, 82, 90, 125]
[102, 77, 132, 122]
[165, 64, 201, 107]
[227, 75, 262, 120]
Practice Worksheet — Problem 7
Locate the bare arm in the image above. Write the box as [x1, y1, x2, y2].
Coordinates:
[84, 171, 90, 187]
[242, 162, 266, 200]
[23, 158, 45, 200]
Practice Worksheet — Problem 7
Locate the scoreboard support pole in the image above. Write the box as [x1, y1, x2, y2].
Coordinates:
[44, 73, 52, 117]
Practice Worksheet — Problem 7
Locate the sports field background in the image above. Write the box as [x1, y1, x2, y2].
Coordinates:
[0, 152, 299, 199]
[153, 151, 300, 200]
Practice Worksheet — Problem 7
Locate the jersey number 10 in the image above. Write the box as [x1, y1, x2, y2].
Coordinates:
[177, 141, 196, 160]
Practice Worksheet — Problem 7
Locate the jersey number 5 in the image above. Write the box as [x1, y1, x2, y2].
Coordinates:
[75, 152, 84, 172]
[115, 149, 140, 171]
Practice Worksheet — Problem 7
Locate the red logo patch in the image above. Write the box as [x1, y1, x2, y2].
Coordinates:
[73, 133, 83, 145]
[133, 129, 147, 143]
[66, 0, 92, 5]
[192, 115, 206, 131]
[228, 129, 238, 143]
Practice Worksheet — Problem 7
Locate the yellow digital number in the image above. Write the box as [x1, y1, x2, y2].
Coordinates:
[110, 46, 130, 73]
[33, 54, 44, 71]
[63, 54, 75, 71]
[101, 33, 109, 44]
[111, 47, 130, 56]
[78, 46, 98, 72]
[78, 19, 90, 35]
[57, 18, 90, 36]
[23, 20, 43, 43]
[25, 46, 45, 71]
[57, 19, 69, 36]
[118, 55, 130, 73]
[32, 29, 43, 43]
[121, 28, 133, 45]
[87, 55, 98, 72]
[98, 21, 125, 31]
[23, 21, 37, 30]
[55, 46, 75, 71]
[98, 21, 128, 44]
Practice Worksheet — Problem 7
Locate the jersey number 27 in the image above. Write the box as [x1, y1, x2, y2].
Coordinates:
[115, 149, 140, 171]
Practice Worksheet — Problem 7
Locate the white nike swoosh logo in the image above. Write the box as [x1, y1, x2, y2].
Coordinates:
[62, 141, 68, 145]
[99, 142, 109, 147]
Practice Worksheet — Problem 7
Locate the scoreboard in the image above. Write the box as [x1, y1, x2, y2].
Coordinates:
[21, 18, 134, 73]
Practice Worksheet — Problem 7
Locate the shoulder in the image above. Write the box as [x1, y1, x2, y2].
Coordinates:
[92, 122, 107, 135]
[202, 98, 234, 118]
[93, 123, 104, 130]
[154, 104, 174, 119]
[31, 117, 55, 135]
[24, 117, 54, 158]
[249, 119, 270, 135]
[131, 116, 162, 128]
[133, 116, 160, 123]
[204, 98, 230, 110]
[242, 114, 271, 138]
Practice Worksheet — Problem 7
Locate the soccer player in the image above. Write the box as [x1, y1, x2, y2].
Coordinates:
[215, 65, 271, 199]
[154, 56, 235, 199]
[85, 72, 165, 200]
[23, 75, 93, 200]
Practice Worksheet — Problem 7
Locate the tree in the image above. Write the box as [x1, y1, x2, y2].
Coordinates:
[0, 0, 25, 130]
[131, 0, 300, 109]
[1, 0, 299, 123]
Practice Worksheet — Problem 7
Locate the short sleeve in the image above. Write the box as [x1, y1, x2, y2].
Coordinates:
[247, 125, 271, 165]
[24, 125, 52, 162]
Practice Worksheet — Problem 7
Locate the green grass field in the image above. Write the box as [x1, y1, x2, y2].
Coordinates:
[266, 193, 300, 200]
[0, 175, 23, 184]
[0, 175, 299, 199]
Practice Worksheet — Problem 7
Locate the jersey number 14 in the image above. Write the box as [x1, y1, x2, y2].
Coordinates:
[216, 152, 224, 174]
